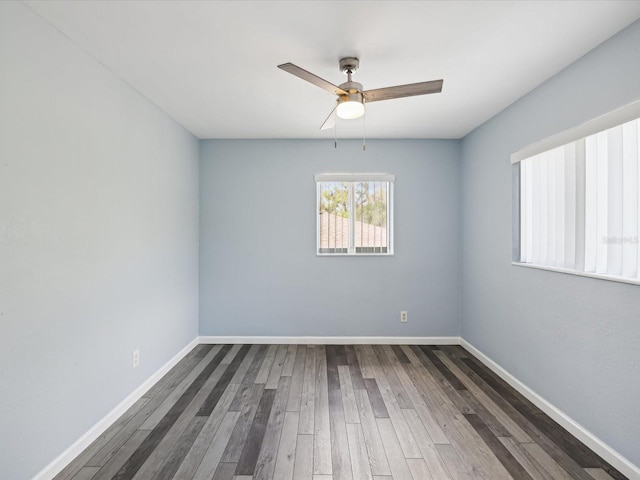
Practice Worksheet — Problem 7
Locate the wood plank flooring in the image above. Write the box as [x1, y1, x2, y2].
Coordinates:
[54, 344, 627, 480]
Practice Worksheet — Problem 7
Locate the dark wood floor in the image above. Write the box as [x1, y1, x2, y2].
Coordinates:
[54, 344, 626, 480]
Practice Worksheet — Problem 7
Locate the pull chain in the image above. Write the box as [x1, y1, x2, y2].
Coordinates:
[334, 112, 338, 149]
[362, 103, 366, 151]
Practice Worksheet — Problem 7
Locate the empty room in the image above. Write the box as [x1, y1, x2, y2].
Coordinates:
[2, 1, 640, 479]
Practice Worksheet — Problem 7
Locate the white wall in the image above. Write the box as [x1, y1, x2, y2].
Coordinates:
[0, 3, 199, 479]
[199, 139, 461, 338]
[461, 19, 640, 468]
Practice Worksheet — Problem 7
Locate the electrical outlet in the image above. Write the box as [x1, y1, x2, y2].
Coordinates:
[400, 311, 408, 323]
[132, 349, 140, 368]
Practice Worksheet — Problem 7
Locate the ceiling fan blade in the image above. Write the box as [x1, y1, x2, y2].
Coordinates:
[278, 63, 348, 96]
[320, 105, 337, 130]
[363, 79, 443, 103]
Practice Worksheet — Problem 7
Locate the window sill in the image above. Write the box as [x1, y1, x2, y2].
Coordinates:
[317, 253, 395, 257]
[511, 262, 640, 287]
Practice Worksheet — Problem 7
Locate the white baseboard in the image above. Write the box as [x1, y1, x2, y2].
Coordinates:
[198, 335, 462, 345]
[32, 337, 199, 480]
[460, 339, 640, 480]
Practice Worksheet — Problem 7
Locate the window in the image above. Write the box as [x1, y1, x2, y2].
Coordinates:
[512, 101, 640, 284]
[315, 173, 394, 255]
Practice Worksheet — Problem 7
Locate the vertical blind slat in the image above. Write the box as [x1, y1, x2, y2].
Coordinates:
[555, 148, 565, 267]
[595, 131, 609, 274]
[584, 136, 597, 272]
[520, 161, 527, 263]
[531, 156, 541, 265]
[319, 184, 323, 252]
[547, 151, 557, 266]
[524, 159, 533, 263]
[622, 121, 639, 278]
[607, 126, 624, 276]
[540, 154, 549, 264]
[574, 139, 587, 272]
[637, 121, 640, 280]
[564, 144, 576, 269]
[372, 182, 376, 252]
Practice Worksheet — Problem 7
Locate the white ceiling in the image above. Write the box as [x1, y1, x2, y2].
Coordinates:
[25, 1, 640, 139]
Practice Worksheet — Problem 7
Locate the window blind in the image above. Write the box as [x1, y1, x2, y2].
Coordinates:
[519, 117, 640, 281]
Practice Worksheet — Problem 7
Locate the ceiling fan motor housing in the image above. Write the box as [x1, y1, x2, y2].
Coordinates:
[339, 57, 360, 74]
[338, 81, 363, 94]
[339, 58, 363, 101]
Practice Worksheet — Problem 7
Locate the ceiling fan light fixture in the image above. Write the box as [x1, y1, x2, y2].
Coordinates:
[336, 93, 364, 120]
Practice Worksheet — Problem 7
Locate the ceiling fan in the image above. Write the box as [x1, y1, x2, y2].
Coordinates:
[277, 57, 443, 130]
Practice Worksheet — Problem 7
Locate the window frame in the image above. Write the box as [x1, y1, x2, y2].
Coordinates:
[315, 173, 395, 257]
[511, 100, 640, 286]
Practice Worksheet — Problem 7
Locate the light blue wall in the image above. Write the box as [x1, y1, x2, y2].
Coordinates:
[200, 139, 461, 337]
[0, 3, 199, 479]
[461, 19, 640, 467]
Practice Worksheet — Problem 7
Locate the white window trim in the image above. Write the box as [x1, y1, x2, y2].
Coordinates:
[511, 100, 640, 164]
[512, 261, 640, 287]
[314, 173, 396, 182]
[512, 99, 640, 286]
[315, 173, 394, 256]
